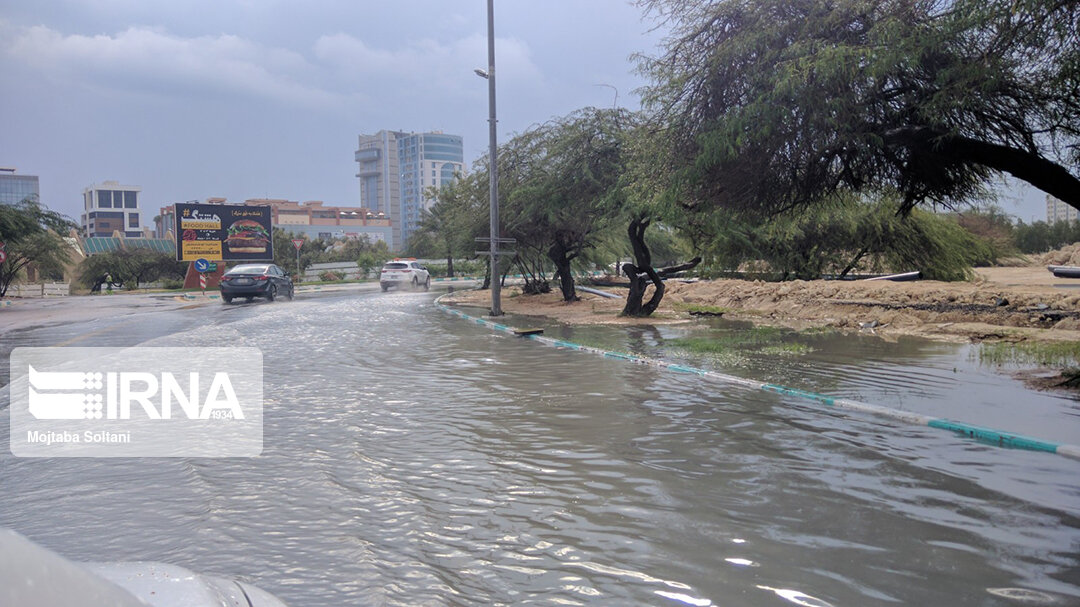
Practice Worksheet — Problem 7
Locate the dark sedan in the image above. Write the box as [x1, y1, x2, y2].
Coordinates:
[219, 263, 294, 303]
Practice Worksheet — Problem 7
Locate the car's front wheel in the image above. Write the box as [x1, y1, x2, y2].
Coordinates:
[423, 276, 430, 291]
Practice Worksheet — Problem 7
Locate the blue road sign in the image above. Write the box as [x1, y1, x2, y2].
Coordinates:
[194, 258, 210, 273]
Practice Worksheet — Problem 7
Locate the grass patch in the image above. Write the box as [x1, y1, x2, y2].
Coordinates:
[670, 326, 791, 351]
[669, 326, 816, 357]
[760, 343, 815, 356]
[977, 341, 1080, 368]
[673, 303, 732, 316]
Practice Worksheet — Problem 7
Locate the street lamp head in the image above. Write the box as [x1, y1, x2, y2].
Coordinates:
[473, 68, 489, 79]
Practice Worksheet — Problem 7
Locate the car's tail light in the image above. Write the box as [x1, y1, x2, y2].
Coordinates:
[256, 275, 270, 280]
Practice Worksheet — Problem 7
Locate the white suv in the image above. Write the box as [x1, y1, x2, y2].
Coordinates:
[380, 259, 431, 291]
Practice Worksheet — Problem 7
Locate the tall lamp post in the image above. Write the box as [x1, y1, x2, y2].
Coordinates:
[475, 0, 503, 316]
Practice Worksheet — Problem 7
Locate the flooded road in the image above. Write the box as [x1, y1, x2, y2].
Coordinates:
[2, 290, 1079, 605]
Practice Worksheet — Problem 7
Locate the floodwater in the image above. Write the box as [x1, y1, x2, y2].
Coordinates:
[1, 290, 1079, 606]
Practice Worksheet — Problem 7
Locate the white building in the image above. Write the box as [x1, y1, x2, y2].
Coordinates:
[356, 130, 463, 250]
[1046, 194, 1078, 224]
[82, 181, 143, 238]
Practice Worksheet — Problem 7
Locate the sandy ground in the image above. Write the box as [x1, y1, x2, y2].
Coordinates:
[440, 265, 1080, 344]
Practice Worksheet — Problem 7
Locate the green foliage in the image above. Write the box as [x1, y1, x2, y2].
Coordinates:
[272, 228, 390, 277]
[672, 303, 731, 315]
[0, 196, 79, 297]
[637, 0, 1080, 214]
[1013, 220, 1080, 254]
[423, 259, 486, 278]
[978, 341, 1080, 369]
[408, 173, 487, 277]
[670, 326, 815, 357]
[77, 249, 185, 292]
[498, 107, 638, 300]
[699, 194, 992, 281]
[356, 246, 391, 277]
[953, 207, 1020, 264]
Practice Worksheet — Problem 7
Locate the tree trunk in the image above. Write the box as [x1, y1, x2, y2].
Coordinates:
[839, 244, 871, 278]
[480, 256, 491, 290]
[621, 216, 665, 317]
[548, 241, 578, 302]
[445, 250, 454, 278]
[620, 217, 702, 316]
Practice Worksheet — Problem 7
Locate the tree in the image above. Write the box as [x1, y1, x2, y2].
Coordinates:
[410, 174, 485, 278]
[636, 0, 1080, 215]
[0, 197, 77, 297]
[1013, 219, 1080, 254]
[356, 244, 391, 279]
[700, 194, 995, 281]
[76, 249, 185, 292]
[500, 107, 634, 301]
[615, 114, 702, 317]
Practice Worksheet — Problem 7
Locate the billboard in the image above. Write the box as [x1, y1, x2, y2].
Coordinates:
[174, 203, 273, 262]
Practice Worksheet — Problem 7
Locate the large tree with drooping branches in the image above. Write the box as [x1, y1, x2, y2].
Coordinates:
[636, 0, 1080, 214]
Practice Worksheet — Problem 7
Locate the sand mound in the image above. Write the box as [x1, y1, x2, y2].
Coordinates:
[441, 265, 1080, 343]
[1037, 243, 1080, 267]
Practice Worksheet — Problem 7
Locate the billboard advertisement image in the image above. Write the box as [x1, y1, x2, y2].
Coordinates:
[175, 203, 273, 262]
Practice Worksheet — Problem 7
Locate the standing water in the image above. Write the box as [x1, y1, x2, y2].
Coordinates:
[1, 290, 1078, 605]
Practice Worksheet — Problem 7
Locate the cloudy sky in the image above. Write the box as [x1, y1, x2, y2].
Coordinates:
[0, 0, 1048, 225]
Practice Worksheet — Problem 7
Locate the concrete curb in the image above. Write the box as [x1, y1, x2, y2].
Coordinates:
[434, 295, 1080, 461]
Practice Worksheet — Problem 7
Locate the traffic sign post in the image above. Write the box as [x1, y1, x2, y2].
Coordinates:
[292, 239, 304, 277]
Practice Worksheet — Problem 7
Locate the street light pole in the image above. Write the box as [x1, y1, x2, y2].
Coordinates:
[485, 0, 502, 316]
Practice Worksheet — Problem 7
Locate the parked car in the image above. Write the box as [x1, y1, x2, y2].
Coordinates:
[219, 263, 294, 303]
[380, 259, 430, 291]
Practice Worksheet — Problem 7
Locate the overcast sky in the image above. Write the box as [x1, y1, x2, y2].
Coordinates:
[0, 0, 1049, 225]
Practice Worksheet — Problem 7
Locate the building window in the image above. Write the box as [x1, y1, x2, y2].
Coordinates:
[124, 191, 137, 208]
[98, 191, 112, 208]
[129, 215, 139, 228]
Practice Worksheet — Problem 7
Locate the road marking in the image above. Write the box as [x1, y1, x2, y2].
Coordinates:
[52, 323, 127, 347]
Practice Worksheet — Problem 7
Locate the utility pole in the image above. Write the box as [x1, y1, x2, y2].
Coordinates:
[474, 0, 513, 315]
[485, 0, 502, 316]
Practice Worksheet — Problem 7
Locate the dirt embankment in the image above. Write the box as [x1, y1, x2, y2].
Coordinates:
[440, 266, 1080, 344]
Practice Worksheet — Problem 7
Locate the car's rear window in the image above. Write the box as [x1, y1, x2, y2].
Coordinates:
[226, 264, 269, 275]
[383, 263, 409, 270]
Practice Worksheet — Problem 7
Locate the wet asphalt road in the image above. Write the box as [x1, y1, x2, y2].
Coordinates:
[1, 285, 1079, 606]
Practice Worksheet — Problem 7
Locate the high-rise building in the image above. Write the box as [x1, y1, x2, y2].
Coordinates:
[81, 181, 143, 238]
[0, 167, 40, 205]
[1046, 194, 1078, 224]
[356, 130, 463, 249]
